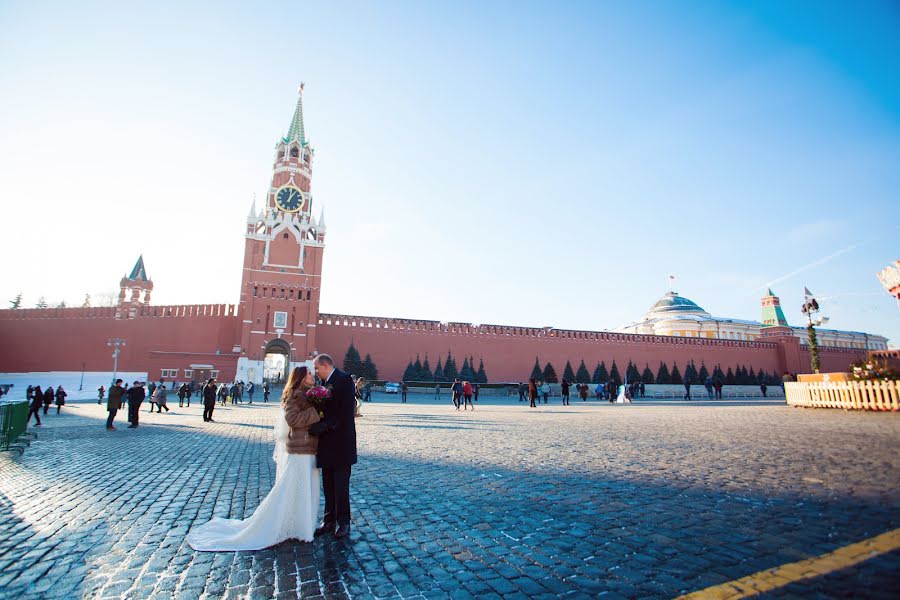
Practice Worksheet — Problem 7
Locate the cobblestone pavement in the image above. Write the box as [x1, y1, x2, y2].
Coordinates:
[1, 395, 898, 599]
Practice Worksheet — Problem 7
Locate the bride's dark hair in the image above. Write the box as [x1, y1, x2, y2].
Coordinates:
[281, 366, 310, 404]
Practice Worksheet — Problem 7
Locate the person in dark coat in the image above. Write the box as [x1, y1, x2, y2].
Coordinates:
[28, 385, 43, 426]
[450, 379, 462, 410]
[55, 386, 67, 413]
[528, 378, 538, 408]
[43, 386, 54, 414]
[178, 383, 188, 407]
[203, 378, 217, 422]
[127, 381, 145, 427]
[309, 354, 357, 539]
[561, 379, 570, 405]
[263, 382, 270, 402]
[107, 379, 124, 430]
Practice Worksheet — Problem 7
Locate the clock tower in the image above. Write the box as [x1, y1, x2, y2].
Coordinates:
[235, 84, 326, 384]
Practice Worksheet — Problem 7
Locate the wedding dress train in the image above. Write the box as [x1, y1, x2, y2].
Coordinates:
[187, 408, 319, 551]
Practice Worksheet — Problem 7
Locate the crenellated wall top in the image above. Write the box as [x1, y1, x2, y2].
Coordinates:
[0, 303, 239, 320]
[317, 312, 780, 350]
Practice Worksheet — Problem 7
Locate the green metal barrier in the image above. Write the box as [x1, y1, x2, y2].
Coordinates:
[0, 401, 31, 452]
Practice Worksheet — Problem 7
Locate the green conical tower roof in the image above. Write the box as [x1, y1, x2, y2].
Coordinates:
[128, 255, 149, 282]
[283, 83, 308, 146]
[760, 288, 788, 327]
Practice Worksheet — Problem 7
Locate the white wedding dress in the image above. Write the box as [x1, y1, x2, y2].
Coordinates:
[187, 408, 319, 551]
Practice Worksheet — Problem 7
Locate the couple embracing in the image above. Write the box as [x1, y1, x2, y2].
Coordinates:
[187, 354, 357, 551]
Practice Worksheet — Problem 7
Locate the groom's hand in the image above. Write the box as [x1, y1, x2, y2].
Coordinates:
[308, 422, 326, 436]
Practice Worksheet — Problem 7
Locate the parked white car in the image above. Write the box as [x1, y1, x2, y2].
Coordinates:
[384, 382, 400, 394]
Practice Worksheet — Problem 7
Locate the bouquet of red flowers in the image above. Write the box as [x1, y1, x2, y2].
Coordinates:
[305, 385, 332, 416]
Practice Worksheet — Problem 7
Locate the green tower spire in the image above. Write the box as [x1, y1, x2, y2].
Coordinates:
[283, 83, 307, 146]
[128, 255, 149, 282]
[760, 288, 788, 327]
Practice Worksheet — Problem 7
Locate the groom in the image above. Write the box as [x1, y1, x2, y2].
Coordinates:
[309, 354, 357, 539]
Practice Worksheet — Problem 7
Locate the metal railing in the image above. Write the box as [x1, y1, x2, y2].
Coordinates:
[0, 400, 32, 452]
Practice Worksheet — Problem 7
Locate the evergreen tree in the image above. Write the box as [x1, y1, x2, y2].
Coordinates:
[9, 293, 23, 309]
[656, 362, 671, 384]
[444, 351, 459, 380]
[748, 366, 757, 383]
[725, 367, 736, 385]
[343, 343, 363, 377]
[433, 358, 445, 382]
[459, 357, 475, 381]
[475, 358, 488, 383]
[56, 301, 67, 308]
[609, 361, 622, 386]
[594, 361, 609, 383]
[413, 356, 423, 380]
[740, 365, 750, 385]
[698, 362, 710, 383]
[35, 297, 48, 309]
[530, 357, 543, 381]
[670, 364, 683, 384]
[625, 361, 640, 383]
[641, 364, 655, 384]
[562, 360, 576, 383]
[421, 355, 433, 381]
[713, 364, 725, 381]
[362, 353, 378, 381]
[575, 360, 591, 384]
[684, 361, 697, 384]
[402, 361, 417, 382]
[542, 362, 558, 383]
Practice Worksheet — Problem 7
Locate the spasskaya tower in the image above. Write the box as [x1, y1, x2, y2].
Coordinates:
[235, 84, 326, 384]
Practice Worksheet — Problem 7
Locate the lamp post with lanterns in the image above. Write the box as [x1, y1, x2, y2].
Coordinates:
[107, 338, 126, 387]
[801, 288, 828, 373]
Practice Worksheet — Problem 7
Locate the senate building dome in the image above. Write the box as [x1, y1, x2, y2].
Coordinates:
[647, 292, 710, 316]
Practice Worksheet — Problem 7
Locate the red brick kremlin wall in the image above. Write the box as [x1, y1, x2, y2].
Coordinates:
[0, 305, 241, 381]
[313, 313, 862, 382]
[0, 307, 868, 383]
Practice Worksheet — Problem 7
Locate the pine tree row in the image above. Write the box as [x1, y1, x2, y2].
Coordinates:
[529, 357, 783, 386]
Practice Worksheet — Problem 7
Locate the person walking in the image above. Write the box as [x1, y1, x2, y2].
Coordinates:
[26, 385, 34, 403]
[152, 384, 170, 412]
[218, 383, 228, 406]
[178, 383, 188, 407]
[683, 379, 692, 401]
[354, 378, 364, 417]
[27, 385, 43, 427]
[639, 381, 646, 399]
[107, 379, 124, 430]
[713, 378, 723, 400]
[561, 379, 571, 405]
[472, 383, 479, 402]
[540, 381, 550, 404]
[97, 385, 105, 405]
[434, 383, 440, 400]
[42, 386, 54, 415]
[450, 378, 462, 410]
[54, 386, 67, 413]
[203, 378, 217, 422]
[263, 382, 270, 403]
[401, 382, 408, 404]
[128, 381, 146, 426]
[528, 378, 538, 408]
[760, 382, 768, 397]
[594, 382, 603, 401]
[518, 382, 526, 402]
[247, 382, 255, 403]
[230, 382, 240, 405]
[579, 383, 589, 402]
[462, 381, 474, 411]
[606, 379, 617, 403]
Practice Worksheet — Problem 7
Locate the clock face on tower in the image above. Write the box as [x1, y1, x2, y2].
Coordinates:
[275, 186, 304, 212]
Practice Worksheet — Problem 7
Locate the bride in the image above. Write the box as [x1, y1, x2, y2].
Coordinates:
[187, 366, 321, 550]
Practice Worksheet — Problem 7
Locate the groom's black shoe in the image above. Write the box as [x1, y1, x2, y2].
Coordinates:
[314, 522, 335, 537]
[334, 523, 351, 539]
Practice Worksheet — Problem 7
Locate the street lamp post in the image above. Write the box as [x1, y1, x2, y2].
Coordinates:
[801, 290, 828, 374]
[107, 338, 126, 386]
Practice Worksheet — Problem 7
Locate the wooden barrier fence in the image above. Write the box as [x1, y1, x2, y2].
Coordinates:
[785, 380, 899, 411]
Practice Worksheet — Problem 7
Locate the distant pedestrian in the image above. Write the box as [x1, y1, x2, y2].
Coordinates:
[148, 381, 157, 399]
[151, 385, 170, 412]
[518, 382, 526, 402]
[203, 378, 217, 422]
[28, 386, 43, 427]
[781, 371, 794, 393]
[606, 380, 616, 403]
[462, 381, 474, 411]
[97, 385, 105, 404]
[26, 385, 34, 403]
[704, 377, 713, 399]
[43, 386, 54, 414]
[247, 382, 255, 403]
[263, 382, 270, 402]
[230, 382, 239, 404]
[107, 380, 124, 430]
[579, 383, 589, 402]
[355, 378, 365, 417]
[434, 383, 440, 399]
[760, 382, 768, 397]
[218, 384, 228, 406]
[178, 383, 188, 407]
[364, 383, 372, 402]
[528, 378, 538, 408]
[450, 378, 462, 410]
[55, 386, 67, 413]
[185, 383, 193, 406]
[401, 382, 408, 403]
[594, 383, 603, 401]
[561, 379, 571, 405]
[540, 381, 550, 404]
[713, 378, 723, 400]
[128, 381, 145, 426]
[639, 381, 645, 399]
[683, 380, 692, 401]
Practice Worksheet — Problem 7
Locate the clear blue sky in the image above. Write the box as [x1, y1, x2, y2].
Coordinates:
[1, 1, 898, 345]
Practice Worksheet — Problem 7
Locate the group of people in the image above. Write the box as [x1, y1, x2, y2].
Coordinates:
[449, 379, 479, 410]
[25, 384, 68, 426]
[518, 379, 645, 406]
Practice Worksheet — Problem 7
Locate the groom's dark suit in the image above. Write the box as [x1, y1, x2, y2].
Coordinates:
[309, 367, 357, 532]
